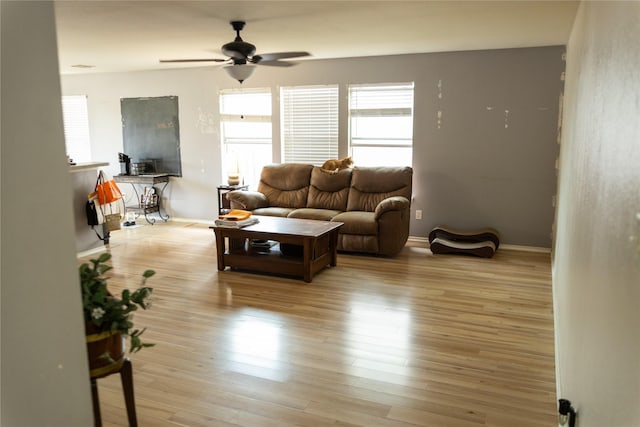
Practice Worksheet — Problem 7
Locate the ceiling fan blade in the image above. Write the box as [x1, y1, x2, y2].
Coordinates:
[159, 58, 228, 63]
[159, 22, 310, 82]
[252, 51, 311, 63]
[255, 60, 297, 67]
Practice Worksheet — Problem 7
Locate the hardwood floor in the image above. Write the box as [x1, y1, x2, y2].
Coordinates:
[81, 221, 556, 427]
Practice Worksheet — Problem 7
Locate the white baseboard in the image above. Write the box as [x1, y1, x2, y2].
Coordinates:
[500, 244, 551, 253]
[408, 236, 429, 244]
[170, 217, 213, 225]
[76, 246, 107, 258]
[407, 235, 550, 253]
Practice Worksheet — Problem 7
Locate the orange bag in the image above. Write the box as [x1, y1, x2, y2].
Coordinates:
[95, 172, 123, 205]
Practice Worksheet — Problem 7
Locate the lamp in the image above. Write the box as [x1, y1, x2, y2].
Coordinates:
[223, 64, 256, 84]
[226, 152, 241, 186]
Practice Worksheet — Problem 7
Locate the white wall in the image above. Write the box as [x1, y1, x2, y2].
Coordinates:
[554, 1, 640, 426]
[1, 2, 94, 425]
[62, 46, 565, 247]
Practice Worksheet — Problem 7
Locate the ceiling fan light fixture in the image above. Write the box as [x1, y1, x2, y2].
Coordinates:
[222, 41, 256, 59]
[223, 63, 256, 84]
[159, 21, 309, 79]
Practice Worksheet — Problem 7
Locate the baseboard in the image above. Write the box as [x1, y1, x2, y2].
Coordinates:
[76, 246, 107, 258]
[408, 236, 429, 244]
[407, 235, 550, 253]
[500, 244, 551, 253]
[171, 217, 212, 225]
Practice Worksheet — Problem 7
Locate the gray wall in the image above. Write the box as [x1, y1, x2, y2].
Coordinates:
[62, 46, 565, 247]
[1, 2, 94, 425]
[553, 2, 640, 426]
[70, 167, 107, 253]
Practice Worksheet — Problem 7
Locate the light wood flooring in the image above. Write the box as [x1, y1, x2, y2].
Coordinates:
[81, 221, 556, 427]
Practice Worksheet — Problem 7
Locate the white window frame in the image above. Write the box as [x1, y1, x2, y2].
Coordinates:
[219, 88, 272, 189]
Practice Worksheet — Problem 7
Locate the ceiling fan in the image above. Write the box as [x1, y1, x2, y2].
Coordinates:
[160, 21, 311, 83]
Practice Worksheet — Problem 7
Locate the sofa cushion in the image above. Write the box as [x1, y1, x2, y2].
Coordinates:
[307, 167, 352, 211]
[347, 167, 413, 212]
[288, 208, 342, 221]
[252, 207, 295, 217]
[331, 211, 378, 235]
[257, 163, 313, 208]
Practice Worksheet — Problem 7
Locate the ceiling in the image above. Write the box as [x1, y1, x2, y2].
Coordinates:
[54, 0, 579, 75]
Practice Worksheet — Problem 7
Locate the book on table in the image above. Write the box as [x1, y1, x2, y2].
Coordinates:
[214, 216, 259, 228]
[250, 239, 277, 248]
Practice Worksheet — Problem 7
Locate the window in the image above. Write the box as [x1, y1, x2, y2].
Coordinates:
[61, 95, 92, 163]
[281, 85, 339, 165]
[349, 83, 414, 167]
[219, 88, 272, 189]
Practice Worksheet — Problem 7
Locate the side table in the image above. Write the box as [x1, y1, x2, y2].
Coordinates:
[217, 184, 248, 215]
[114, 174, 170, 224]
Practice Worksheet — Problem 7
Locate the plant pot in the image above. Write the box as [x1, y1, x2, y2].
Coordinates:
[85, 324, 125, 379]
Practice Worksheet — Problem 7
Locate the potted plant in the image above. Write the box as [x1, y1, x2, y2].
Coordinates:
[80, 252, 155, 377]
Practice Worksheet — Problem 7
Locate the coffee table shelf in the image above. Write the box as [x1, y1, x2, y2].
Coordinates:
[210, 216, 343, 282]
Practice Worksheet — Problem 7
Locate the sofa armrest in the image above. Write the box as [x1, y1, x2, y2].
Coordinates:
[374, 196, 410, 220]
[375, 196, 411, 256]
[226, 190, 269, 211]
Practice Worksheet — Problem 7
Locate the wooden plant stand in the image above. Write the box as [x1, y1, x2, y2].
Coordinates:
[90, 358, 137, 427]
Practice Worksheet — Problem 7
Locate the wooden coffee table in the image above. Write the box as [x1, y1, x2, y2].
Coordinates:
[210, 216, 343, 282]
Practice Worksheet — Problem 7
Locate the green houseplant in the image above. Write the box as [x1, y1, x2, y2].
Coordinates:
[80, 252, 155, 355]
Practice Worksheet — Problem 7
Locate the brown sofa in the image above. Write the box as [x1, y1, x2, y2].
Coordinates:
[226, 163, 413, 256]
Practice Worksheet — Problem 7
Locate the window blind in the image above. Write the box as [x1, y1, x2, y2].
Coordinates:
[220, 88, 272, 117]
[281, 85, 339, 165]
[348, 83, 414, 167]
[349, 83, 414, 113]
[61, 95, 92, 163]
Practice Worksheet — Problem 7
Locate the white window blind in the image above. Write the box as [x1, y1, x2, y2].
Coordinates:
[281, 85, 339, 165]
[61, 95, 92, 163]
[219, 88, 272, 189]
[349, 83, 414, 167]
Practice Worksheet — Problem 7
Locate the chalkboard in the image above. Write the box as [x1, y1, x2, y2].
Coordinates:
[121, 96, 182, 176]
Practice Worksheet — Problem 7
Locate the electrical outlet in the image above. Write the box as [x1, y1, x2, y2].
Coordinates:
[415, 209, 422, 220]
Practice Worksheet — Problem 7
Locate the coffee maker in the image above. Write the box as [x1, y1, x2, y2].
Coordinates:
[118, 152, 131, 175]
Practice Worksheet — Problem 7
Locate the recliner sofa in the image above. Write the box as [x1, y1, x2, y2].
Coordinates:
[226, 163, 413, 256]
